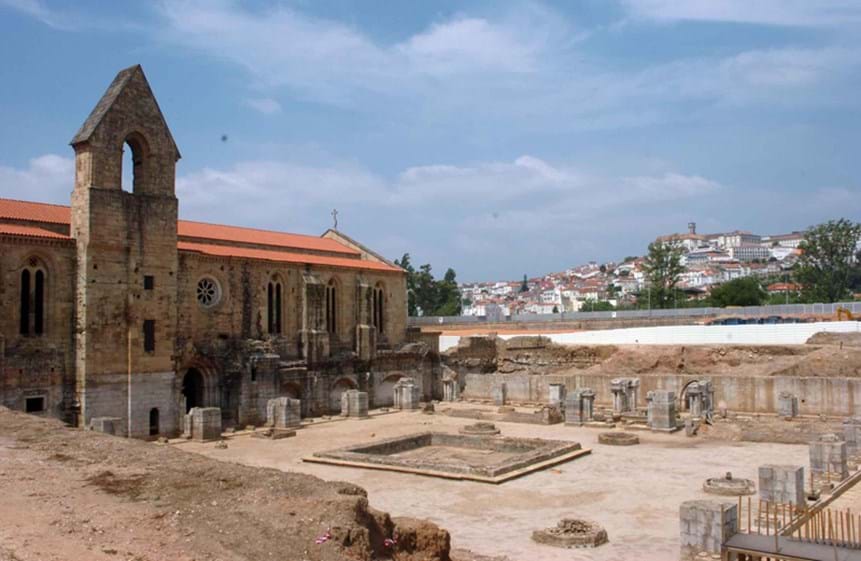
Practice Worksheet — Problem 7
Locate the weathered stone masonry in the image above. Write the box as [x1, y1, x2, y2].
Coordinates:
[0, 65, 437, 437]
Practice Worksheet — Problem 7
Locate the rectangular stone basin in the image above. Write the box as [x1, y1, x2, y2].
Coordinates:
[304, 432, 590, 484]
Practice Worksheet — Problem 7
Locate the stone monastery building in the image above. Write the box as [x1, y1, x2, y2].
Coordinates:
[0, 65, 437, 438]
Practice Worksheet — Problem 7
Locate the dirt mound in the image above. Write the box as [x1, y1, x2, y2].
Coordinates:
[577, 344, 816, 378]
[769, 345, 861, 378]
[807, 331, 861, 347]
[0, 407, 450, 561]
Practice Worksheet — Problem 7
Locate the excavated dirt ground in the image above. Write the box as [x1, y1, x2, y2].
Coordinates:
[182, 403, 817, 561]
[445, 333, 861, 378]
[0, 408, 456, 561]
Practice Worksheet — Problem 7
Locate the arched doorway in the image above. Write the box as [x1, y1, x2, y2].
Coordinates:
[182, 368, 205, 412]
[376, 374, 403, 407]
[282, 382, 302, 400]
[329, 378, 356, 413]
[149, 408, 160, 436]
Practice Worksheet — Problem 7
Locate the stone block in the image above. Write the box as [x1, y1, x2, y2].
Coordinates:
[647, 389, 677, 431]
[548, 383, 566, 407]
[393, 377, 421, 410]
[492, 382, 507, 406]
[843, 417, 861, 455]
[565, 388, 595, 426]
[355, 324, 377, 361]
[758, 464, 804, 507]
[679, 500, 737, 554]
[185, 407, 222, 442]
[610, 377, 639, 413]
[89, 416, 122, 436]
[777, 392, 798, 418]
[809, 434, 848, 481]
[266, 397, 301, 429]
[340, 389, 369, 418]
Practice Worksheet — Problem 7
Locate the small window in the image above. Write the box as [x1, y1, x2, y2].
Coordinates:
[250, 364, 257, 382]
[25, 396, 45, 413]
[144, 275, 155, 290]
[143, 319, 156, 353]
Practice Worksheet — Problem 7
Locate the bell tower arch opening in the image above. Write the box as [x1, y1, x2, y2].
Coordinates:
[122, 132, 150, 193]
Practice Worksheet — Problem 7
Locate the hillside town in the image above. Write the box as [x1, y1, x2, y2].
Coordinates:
[460, 222, 806, 317]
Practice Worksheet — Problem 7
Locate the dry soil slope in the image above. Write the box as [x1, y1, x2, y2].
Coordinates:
[0, 407, 450, 561]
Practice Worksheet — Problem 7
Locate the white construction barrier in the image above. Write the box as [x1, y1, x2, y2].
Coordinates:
[438, 321, 860, 353]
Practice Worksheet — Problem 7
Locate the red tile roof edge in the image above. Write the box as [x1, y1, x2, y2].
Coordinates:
[178, 241, 403, 273]
[0, 197, 363, 256]
[0, 224, 72, 241]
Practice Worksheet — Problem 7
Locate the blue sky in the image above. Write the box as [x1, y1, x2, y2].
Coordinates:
[1, 0, 860, 281]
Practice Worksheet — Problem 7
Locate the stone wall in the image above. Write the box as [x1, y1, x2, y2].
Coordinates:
[0, 238, 77, 421]
[462, 371, 861, 417]
[0, 65, 419, 439]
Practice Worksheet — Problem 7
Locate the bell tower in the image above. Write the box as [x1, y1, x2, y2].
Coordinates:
[70, 65, 181, 437]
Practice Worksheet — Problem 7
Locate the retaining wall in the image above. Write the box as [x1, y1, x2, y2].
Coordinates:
[463, 371, 861, 417]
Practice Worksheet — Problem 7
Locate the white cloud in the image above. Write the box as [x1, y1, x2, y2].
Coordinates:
[0, 154, 73, 203]
[399, 17, 544, 75]
[621, 0, 861, 27]
[147, 0, 861, 133]
[244, 97, 282, 115]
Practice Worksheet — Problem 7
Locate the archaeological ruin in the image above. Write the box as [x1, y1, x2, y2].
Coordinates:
[5, 64, 861, 561]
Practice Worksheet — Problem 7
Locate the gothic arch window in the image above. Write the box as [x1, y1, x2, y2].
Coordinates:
[122, 132, 149, 193]
[267, 276, 283, 335]
[326, 279, 338, 335]
[372, 283, 385, 334]
[19, 257, 46, 336]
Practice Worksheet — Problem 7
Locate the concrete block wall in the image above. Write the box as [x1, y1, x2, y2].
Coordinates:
[679, 500, 737, 554]
[809, 435, 848, 480]
[758, 464, 805, 506]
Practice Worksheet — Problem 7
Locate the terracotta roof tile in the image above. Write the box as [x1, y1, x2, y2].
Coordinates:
[0, 197, 364, 257]
[0, 224, 71, 240]
[0, 198, 71, 224]
[178, 241, 401, 273]
[178, 220, 358, 256]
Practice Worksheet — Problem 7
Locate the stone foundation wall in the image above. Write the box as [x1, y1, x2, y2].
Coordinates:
[79, 371, 179, 438]
[462, 372, 861, 416]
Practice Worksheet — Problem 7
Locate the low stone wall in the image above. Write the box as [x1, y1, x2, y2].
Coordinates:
[463, 372, 861, 417]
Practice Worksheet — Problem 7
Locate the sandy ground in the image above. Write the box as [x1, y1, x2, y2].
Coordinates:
[183, 403, 811, 561]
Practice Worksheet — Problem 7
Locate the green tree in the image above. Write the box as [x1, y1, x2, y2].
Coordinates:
[552, 305, 559, 313]
[642, 240, 686, 309]
[709, 277, 767, 307]
[394, 253, 418, 316]
[393, 255, 462, 316]
[795, 219, 861, 302]
[435, 268, 462, 316]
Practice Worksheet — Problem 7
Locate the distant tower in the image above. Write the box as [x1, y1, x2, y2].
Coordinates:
[70, 65, 181, 437]
[688, 222, 697, 235]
